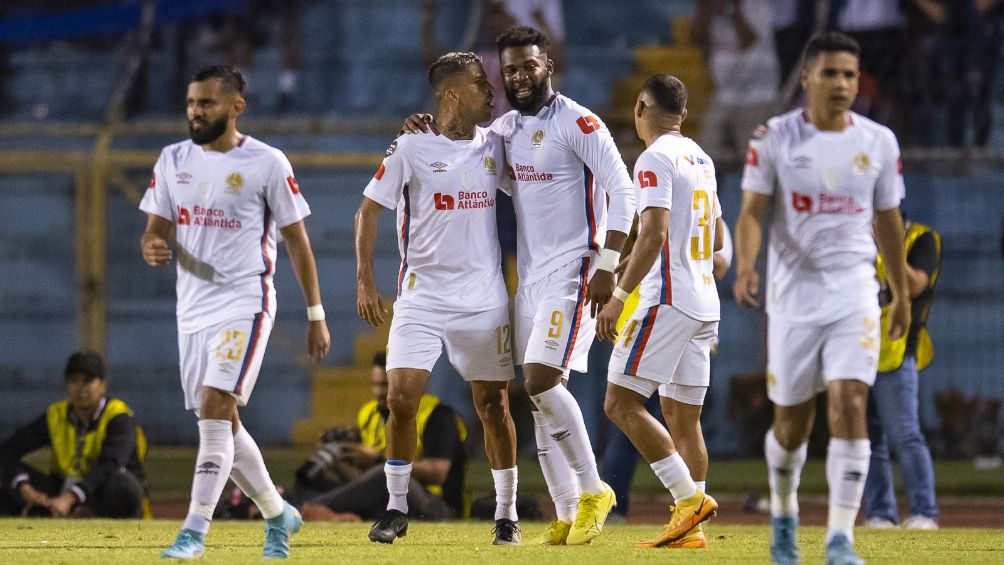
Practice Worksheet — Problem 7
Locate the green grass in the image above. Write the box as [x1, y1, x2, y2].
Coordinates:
[1, 519, 1002, 564]
[27, 447, 1004, 505]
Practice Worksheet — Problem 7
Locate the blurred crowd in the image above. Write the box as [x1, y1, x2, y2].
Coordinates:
[0, 0, 1000, 149]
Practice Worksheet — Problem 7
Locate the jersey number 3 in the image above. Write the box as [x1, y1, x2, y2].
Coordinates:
[691, 190, 715, 261]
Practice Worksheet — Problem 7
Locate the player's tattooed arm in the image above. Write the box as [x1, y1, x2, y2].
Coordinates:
[140, 213, 173, 267]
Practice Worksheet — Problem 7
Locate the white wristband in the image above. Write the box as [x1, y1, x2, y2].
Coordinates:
[613, 287, 630, 302]
[307, 304, 325, 322]
[596, 248, 621, 272]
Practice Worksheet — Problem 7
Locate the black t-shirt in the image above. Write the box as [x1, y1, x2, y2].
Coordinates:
[420, 404, 466, 517]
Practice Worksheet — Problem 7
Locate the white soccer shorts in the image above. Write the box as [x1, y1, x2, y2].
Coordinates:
[386, 302, 515, 382]
[514, 256, 596, 376]
[178, 312, 273, 413]
[766, 307, 881, 406]
[608, 304, 718, 405]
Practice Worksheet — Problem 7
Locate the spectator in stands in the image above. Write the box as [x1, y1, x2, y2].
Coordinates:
[500, 0, 565, 75]
[771, 0, 816, 88]
[864, 219, 942, 530]
[220, 0, 303, 112]
[298, 353, 468, 522]
[827, 0, 907, 128]
[693, 0, 780, 163]
[421, 0, 517, 120]
[902, 0, 1002, 147]
[0, 352, 148, 518]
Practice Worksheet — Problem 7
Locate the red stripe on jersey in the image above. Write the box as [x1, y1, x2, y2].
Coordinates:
[628, 306, 659, 375]
[375, 162, 386, 180]
[561, 256, 591, 367]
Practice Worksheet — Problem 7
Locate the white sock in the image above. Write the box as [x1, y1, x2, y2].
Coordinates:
[695, 480, 707, 493]
[385, 460, 412, 513]
[825, 438, 870, 544]
[532, 410, 579, 523]
[530, 385, 604, 495]
[182, 419, 235, 535]
[650, 452, 697, 502]
[765, 428, 807, 517]
[492, 467, 518, 521]
[231, 424, 284, 520]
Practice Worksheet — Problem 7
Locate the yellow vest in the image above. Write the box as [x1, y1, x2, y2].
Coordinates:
[46, 398, 151, 518]
[876, 223, 940, 372]
[356, 394, 467, 495]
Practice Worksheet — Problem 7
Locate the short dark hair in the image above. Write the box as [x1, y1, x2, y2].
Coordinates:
[642, 74, 688, 115]
[65, 351, 104, 381]
[372, 352, 386, 369]
[803, 32, 860, 64]
[428, 51, 483, 89]
[496, 25, 550, 55]
[192, 64, 246, 96]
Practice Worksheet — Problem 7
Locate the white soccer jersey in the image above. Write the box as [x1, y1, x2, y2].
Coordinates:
[139, 136, 311, 333]
[491, 94, 635, 286]
[741, 109, 905, 326]
[363, 124, 509, 313]
[633, 133, 722, 321]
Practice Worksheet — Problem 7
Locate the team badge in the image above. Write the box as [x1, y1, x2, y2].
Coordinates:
[852, 153, 870, 175]
[385, 140, 398, 157]
[225, 172, 243, 194]
[532, 130, 544, 149]
[483, 155, 497, 175]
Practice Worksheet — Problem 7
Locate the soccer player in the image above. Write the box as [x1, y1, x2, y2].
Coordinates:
[733, 33, 910, 565]
[403, 26, 635, 546]
[140, 64, 330, 559]
[596, 75, 721, 549]
[355, 52, 520, 545]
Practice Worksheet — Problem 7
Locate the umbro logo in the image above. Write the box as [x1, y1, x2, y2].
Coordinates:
[843, 470, 864, 482]
[176, 172, 192, 184]
[430, 161, 448, 173]
[794, 156, 812, 169]
[196, 461, 221, 475]
[550, 430, 570, 442]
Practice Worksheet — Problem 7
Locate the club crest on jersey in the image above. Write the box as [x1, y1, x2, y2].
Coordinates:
[532, 130, 544, 149]
[483, 156, 497, 175]
[385, 140, 398, 157]
[852, 153, 871, 175]
[225, 172, 244, 194]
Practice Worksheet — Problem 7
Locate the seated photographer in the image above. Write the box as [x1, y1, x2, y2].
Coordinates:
[297, 353, 467, 521]
[0, 352, 149, 518]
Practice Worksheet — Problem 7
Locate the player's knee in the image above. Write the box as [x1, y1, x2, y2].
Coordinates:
[386, 390, 420, 419]
[603, 393, 631, 426]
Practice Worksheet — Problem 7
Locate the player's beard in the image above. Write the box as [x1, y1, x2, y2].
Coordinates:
[188, 115, 229, 145]
[505, 79, 549, 113]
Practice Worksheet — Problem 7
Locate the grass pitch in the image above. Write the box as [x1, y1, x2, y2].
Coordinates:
[2, 519, 1003, 564]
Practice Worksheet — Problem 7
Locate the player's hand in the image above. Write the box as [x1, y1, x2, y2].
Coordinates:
[733, 268, 760, 308]
[400, 114, 433, 135]
[357, 281, 388, 326]
[885, 296, 911, 341]
[48, 491, 77, 518]
[614, 254, 630, 278]
[306, 320, 331, 362]
[596, 297, 624, 342]
[141, 235, 172, 266]
[586, 269, 615, 318]
[18, 483, 49, 508]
